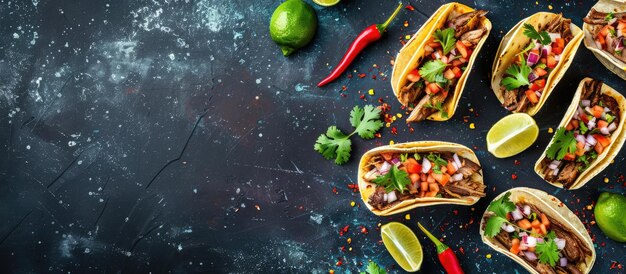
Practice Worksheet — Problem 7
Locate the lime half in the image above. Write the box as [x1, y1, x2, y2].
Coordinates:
[313, 0, 340, 7]
[381, 222, 423, 272]
[487, 113, 539, 158]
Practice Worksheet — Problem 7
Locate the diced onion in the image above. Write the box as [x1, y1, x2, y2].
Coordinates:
[391, 158, 401, 166]
[560, 257, 568, 267]
[524, 251, 538, 261]
[450, 48, 457, 56]
[552, 168, 559, 176]
[511, 208, 523, 220]
[608, 17, 618, 25]
[576, 135, 586, 144]
[434, 51, 441, 59]
[555, 238, 566, 250]
[548, 32, 561, 41]
[424, 45, 434, 53]
[387, 191, 397, 203]
[380, 161, 392, 175]
[608, 122, 617, 132]
[554, 54, 561, 62]
[581, 100, 591, 107]
[600, 127, 610, 135]
[526, 236, 537, 247]
[502, 224, 515, 233]
[541, 44, 552, 57]
[535, 91, 542, 98]
[452, 161, 461, 170]
[528, 71, 538, 82]
[451, 173, 464, 182]
[422, 158, 432, 173]
[586, 135, 597, 146]
[365, 169, 380, 180]
[527, 51, 540, 66]
[595, 40, 603, 49]
[533, 42, 541, 50]
[588, 117, 597, 130]
[523, 205, 531, 216]
[584, 144, 591, 152]
[383, 193, 388, 202]
[453, 153, 462, 168]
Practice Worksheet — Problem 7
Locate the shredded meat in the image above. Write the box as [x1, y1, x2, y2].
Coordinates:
[398, 82, 424, 106]
[407, 92, 446, 122]
[583, 9, 626, 25]
[541, 158, 561, 182]
[368, 187, 387, 210]
[447, 10, 488, 38]
[556, 162, 582, 189]
[536, 263, 558, 274]
[503, 89, 519, 110]
[460, 28, 487, 46]
[601, 94, 621, 125]
[543, 14, 573, 44]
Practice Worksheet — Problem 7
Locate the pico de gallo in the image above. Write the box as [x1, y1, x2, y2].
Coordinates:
[500, 15, 574, 113]
[397, 10, 488, 122]
[362, 151, 485, 210]
[483, 192, 593, 274]
[539, 79, 621, 189]
[584, 9, 626, 63]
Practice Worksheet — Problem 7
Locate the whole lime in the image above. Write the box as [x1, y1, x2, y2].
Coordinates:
[594, 192, 626, 242]
[269, 0, 317, 56]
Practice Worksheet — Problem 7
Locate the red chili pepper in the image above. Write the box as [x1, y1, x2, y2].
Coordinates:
[317, 3, 403, 87]
[418, 222, 464, 274]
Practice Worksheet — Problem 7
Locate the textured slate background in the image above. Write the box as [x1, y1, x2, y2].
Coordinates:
[0, 0, 624, 273]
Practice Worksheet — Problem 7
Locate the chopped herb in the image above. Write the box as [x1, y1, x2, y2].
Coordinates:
[606, 12, 615, 22]
[419, 60, 448, 83]
[535, 63, 547, 69]
[434, 28, 457, 54]
[360, 262, 387, 274]
[502, 57, 531, 90]
[606, 114, 615, 124]
[609, 28, 617, 37]
[545, 127, 577, 160]
[577, 151, 598, 171]
[426, 153, 448, 167]
[616, 50, 623, 56]
[579, 120, 588, 134]
[529, 212, 538, 221]
[372, 165, 412, 194]
[517, 42, 535, 56]
[413, 153, 421, 160]
[400, 153, 408, 162]
[433, 165, 442, 174]
[424, 102, 449, 118]
[523, 23, 552, 45]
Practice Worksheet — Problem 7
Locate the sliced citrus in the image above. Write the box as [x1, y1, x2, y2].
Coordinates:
[381, 222, 423, 272]
[487, 113, 539, 158]
[312, 0, 340, 7]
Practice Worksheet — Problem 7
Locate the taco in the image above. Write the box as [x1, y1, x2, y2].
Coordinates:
[358, 141, 485, 216]
[491, 13, 584, 115]
[480, 188, 596, 274]
[535, 78, 626, 189]
[391, 3, 491, 123]
[582, 0, 626, 80]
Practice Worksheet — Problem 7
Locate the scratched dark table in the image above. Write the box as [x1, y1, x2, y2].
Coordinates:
[1, 0, 625, 273]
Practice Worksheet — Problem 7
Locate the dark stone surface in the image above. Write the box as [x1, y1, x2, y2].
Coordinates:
[0, 0, 624, 273]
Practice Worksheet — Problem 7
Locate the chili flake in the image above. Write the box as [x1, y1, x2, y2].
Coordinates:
[339, 225, 350, 236]
[403, 20, 408, 27]
[511, 173, 518, 180]
[391, 127, 398, 135]
[405, 4, 415, 11]
[360, 226, 368, 234]
[358, 73, 367, 78]
[333, 187, 338, 194]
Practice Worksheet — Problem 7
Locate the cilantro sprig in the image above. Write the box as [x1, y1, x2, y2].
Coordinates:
[434, 28, 457, 55]
[314, 105, 383, 165]
[545, 127, 577, 160]
[419, 60, 448, 83]
[523, 23, 552, 45]
[360, 262, 387, 274]
[536, 234, 559, 267]
[501, 57, 531, 90]
[605, 12, 615, 22]
[424, 101, 449, 118]
[372, 165, 411, 193]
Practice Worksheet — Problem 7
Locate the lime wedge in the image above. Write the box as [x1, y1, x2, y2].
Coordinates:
[487, 113, 539, 158]
[381, 222, 423, 272]
[312, 0, 340, 7]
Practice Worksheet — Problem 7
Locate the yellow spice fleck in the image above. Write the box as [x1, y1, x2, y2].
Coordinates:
[378, 223, 382, 227]
[535, 1, 538, 4]
[405, 214, 411, 220]
[386, 123, 391, 128]
[586, 205, 593, 210]
[368, 89, 375, 95]
[548, 127, 554, 133]
[469, 123, 475, 129]
[405, 35, 411, 40]
[392, 116, 397, 121]
[389, 140, 395, 145]
[330, 270, 335, 274]
[349, 247, 353, 251]
[604, 177, 609, 183]
[397, 113, 402, 118]
[350, 201, 356, 207]
[486, 254, 492, 259]
[548, 4, 553, 10]
[347, 238, 352, 244]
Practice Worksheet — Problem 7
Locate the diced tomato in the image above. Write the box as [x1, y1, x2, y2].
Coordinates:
[420, 182, 429, 192]
[598, 120, 609, 129]
[446, 161, 457, 175]
[432, 172, 450, 186]
[444, 69, 456, 80]
[563, 153, 576, 161]
[569, 119, 579, 130]
[525, 90, 539, 104]
[441, 55, 449, 64]
[592, 105, 604, 118]
[599, 25, 614, 37]
[552, 38, 565, 55]
[594, 134, 611, 147]
[595, 142, 604, 154]
[429, 182, 440, 192]
[580, 114, 590, 124]
[410, 173, 420, 183]
[534, 67, 548, 77]
[566, 121, 575, 131]
[530, 49, 540, 55]
[547, 55, 557, 69]
[427, 83, 441, 94]
[381, 153, 393, 161]
[597, 34, 606, 49]
[618, 21, 626, 30]
[534, 79, 546, 88]
[404, 158, 422, 174]
[510, 238, 521, 254]
[425, 191, 438, 197]
[427, 173, 436, 183]
[531, 219, 541, 229]
[428, 41, 441, 48]
[407, 69, 421, 82]
[452, 66, 462, 78]
[518, 219, 532, 230]
[440, 165, 447, 174]
[452, 59, 464, 67]
[420, 173, 427, 182]
[539, 224, 548, 235]
[576, 147, 585, 156]
[540, 213, 550, 227]
[456, 40, 469, 58]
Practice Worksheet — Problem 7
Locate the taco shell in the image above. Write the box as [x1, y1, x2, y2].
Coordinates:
[582, 0, 626, 80]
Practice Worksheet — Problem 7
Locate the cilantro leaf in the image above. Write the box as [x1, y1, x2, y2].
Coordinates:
[545, 127, 577, 160]
[434, 28, 456, 54]
[516, 42, 535, 56]
[413, 153, 421, 160]
[314, 126, 352, 165]
[351, 105, 384, 139]
[360, 262, 387, 274]
[606, 114, 615, 124]
[372, 165, 411, 193]
[487, 192, 516, 218]
[424, 102, 449, 118]
[419, 60, 448, 83]
[523, 23, 552, 45]
[426, 153, 448, 167]
[579, 120, 588, 134]
[400, 153, 408, 162]
[501, 58, 531, 90]
[485, 216, 508, 237]
[536, 238, 560, 267]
